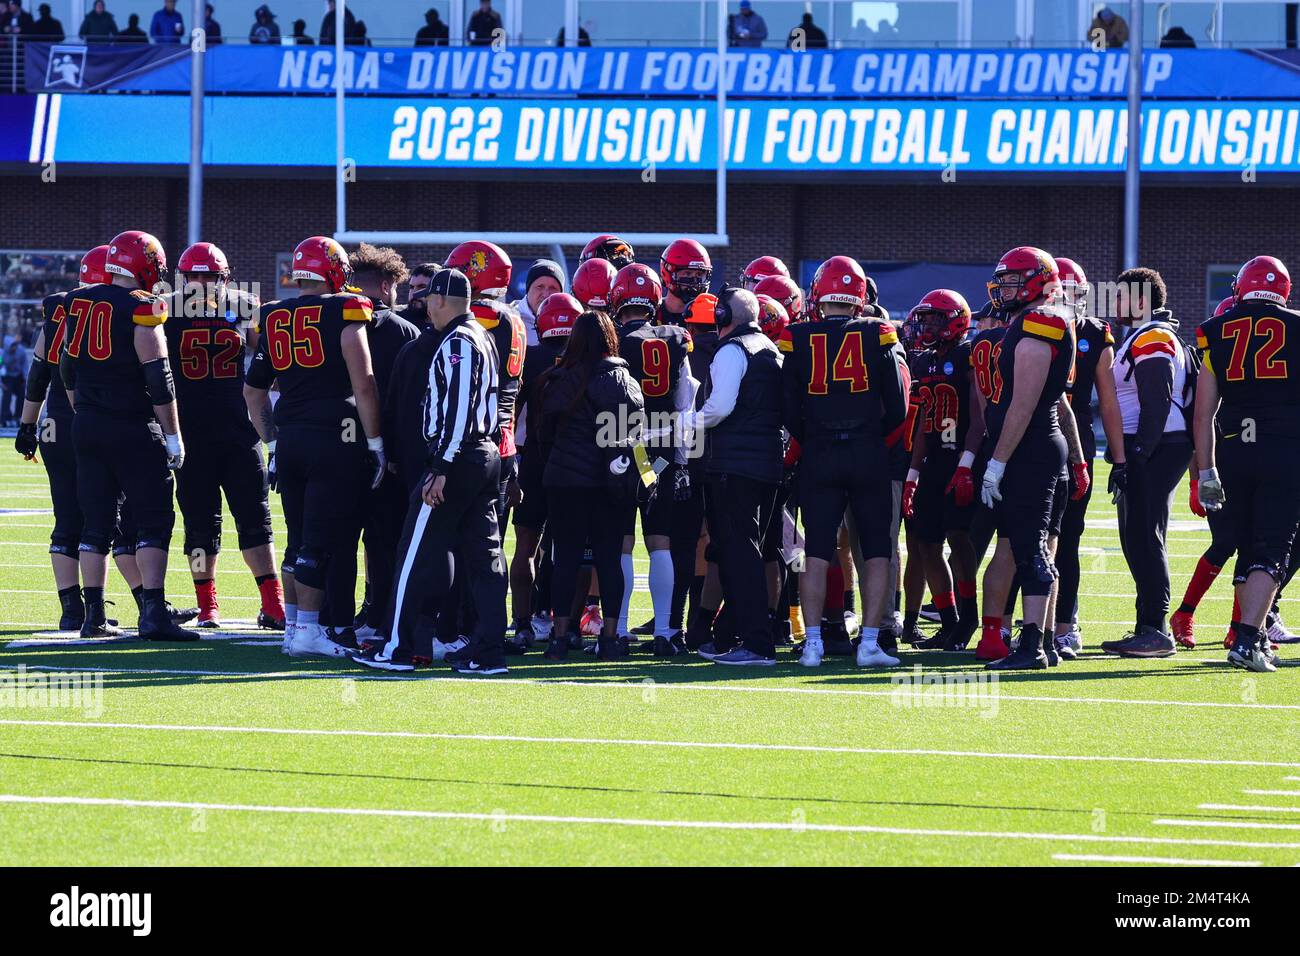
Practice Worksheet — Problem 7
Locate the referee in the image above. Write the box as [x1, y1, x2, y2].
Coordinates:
[356, 268, 509, 675]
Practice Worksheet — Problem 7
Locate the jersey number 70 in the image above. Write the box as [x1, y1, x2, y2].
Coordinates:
[807, 331, 869, 394]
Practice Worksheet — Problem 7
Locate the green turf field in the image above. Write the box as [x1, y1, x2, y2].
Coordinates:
[0, 454, 1297, 867]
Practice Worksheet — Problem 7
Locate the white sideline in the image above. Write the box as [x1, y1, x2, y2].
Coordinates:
[1243, 789, 1300, 797]
[1051, 853, 1260, 867]
[1, 662, 1298, 712]
[2, 717, 1299, 769]
[0, 794, 1298, 852]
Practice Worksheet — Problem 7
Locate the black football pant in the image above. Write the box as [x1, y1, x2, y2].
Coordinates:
[547, 486, 626, 627]
[363, 469, 410, 636]
[72, 410, 175, 554]
[381, 441, 506, 664]
[705, 474, 777, 657]
[276, 426, 366, 595]
[1117, 436, 1192, 632]
[1217, 437, 1300, 587]
[174, 425, 272, 556]
[669, 460, 707, 630]
[39, 411, 81, 557]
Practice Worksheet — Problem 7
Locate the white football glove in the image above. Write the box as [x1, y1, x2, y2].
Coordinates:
[366, 437, 387, 491]
[1198, 468, 1226, 513]
[980, 457, 1006, 508]
[164, 432, 185, 471]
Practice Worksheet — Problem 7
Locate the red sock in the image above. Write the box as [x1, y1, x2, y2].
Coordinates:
[934, 591, 955, 610]
[1180, 557, 1222, 612]
[1231, 593, 1241, 623]
[956, 580, 977, 600]
[980, 616, 1003, 641]
[195, 579, 217, 616]
[258, 576, 285, 619]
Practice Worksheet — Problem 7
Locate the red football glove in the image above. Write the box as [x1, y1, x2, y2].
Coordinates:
[1070, 461, 1090, 502]
[946, 466, 974, 508]
[902, 477, 918, 519]
[1189, 478, 1206, 517]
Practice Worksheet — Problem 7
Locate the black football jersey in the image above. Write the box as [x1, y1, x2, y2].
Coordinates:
[618, 318, 692, 417]
[39, 291, 74, 419]
[968, 325, 1006, 403]
[62, 283, 169, 421]
[984, 304, 1076, 444]
[1198, 299, 1300, 441]
[910, 339, 972, 452]
[1065, 315, 1114, 422]
[472, 298, 526, 454]
[780, 315, 908, 442]
[245, 291, 373, 430]
[164, 287, 259, 428]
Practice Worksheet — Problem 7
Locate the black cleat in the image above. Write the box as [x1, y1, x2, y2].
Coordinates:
[595, 636, 631, 661]
[450, 656, 508, 676]
[653, 632, 688, 657]
[566, 629, 586, 650]
[900, 623, 928, 647]
[257, 610, 286, 631]
[543, 639, 568, 661]
[1041, 630, 1060, 667]
[168, 603, 200, 625]
[327, 626, 362, 650]
[987, 637, 1048, 671]
[139, 613, 201, 643]
[877, 628, 899, 655]
[58, 587, 85, 631]
[505, 622, 535, 655]
[630, 616, 656, 636]
[79, 596, 122, 638]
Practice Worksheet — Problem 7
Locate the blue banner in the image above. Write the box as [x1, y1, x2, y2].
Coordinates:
[23, 43, 1300, 100]
[31, 95, 1300, 174]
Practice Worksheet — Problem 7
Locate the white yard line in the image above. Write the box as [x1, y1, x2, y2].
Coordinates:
[2, 716, 1299, 768]
[0, 794, 1297, 852]
[1243, 790, 1300, 797]
[1199, 803, 1300, 813]
[1156, 818, 1300, 832]
[1051, 853, 1260, 866]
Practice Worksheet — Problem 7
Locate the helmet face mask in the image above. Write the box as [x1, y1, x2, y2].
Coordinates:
[989, 246, 1059, 310]
[660, 239, 713, 300]
[580, 234, 636, 270]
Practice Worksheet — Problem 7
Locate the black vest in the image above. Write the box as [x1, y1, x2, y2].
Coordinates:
[704, 324, 783, 484]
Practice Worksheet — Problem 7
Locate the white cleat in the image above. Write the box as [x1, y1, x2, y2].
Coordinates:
[530, 613, 554, 641]
[1267, 615, 1298, 644]
[353, 624, 379, 641]
[288, 623, 349, 659]
[281, 622, 295, 655]
[856, 639, 901, 668]
[1060, 626, 1083, 652]
[799, 637, 824, 668]
[431, 636, 469, 661]
[843, 611, 861, 638]
[1227, 643, 1277, 673]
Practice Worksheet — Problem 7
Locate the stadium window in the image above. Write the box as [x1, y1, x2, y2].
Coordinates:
[582, 0, 712, 46]
[834, 2, 960, 48]
[522, 0, 566, 44]
[1143, 2, 1215, 47]
[1206, 264, 1238, 315]
[1220, 1, 1288, 48]
[1031, 0, 1078, 46]
[971, 0, 1020, 47]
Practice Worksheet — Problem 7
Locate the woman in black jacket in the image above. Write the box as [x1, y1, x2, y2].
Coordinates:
[540, 310, 644, 660]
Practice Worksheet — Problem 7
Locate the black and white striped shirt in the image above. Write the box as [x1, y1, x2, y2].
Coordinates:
[424, 314, 498, 475]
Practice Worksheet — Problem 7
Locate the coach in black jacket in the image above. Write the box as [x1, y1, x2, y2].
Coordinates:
[540, 310, 644, 661]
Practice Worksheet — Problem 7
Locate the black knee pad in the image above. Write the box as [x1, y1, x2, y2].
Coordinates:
[135, 512, 175, 552]
[293, 547, 331, 589]
[78, 537, 111, 556]
[235, 514, 273, 551]
[49, 533, 79, 557]
[184, 529, 222, 557]
[1017, 549, 1058, 597]
[704, 541, 721, 564]
[110, 538, 137, 557]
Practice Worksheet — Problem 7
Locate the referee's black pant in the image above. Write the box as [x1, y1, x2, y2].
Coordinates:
[705, 473, 777, 657]
[380, 441, 507, 665]
[1117, 435, 1192, 633]
[365, 469, 410, 636]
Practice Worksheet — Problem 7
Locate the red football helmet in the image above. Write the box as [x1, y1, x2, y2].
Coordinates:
[908, 289, 972, 347]
[105, 230, 167, 291]
[608, 263, 663, 316]
[291, 236, 351, 293]
[178, 241, 231, 279]
[1214, 296, 1235, 317]
[571, 258, 618, 309]
[753, 275, 804, 323]
[1232, 255, 1291, 305]
[536, 292, 583, 343]
[755, 293, 790, 342]
[740, 255, 790, 289]
[1055, 256, 1089, 317]
[79, 245, 111, 286]
[810, 255, 869, 314]
[580, 234, 636, 270]
[989, 246, 1059, 308]
[446, 240, 513, 299]
[660, 239, 712, 299]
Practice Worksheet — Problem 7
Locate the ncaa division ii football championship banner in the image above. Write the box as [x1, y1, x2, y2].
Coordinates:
[22, 43, 1300, 100]
[34, 95, 1300, 174]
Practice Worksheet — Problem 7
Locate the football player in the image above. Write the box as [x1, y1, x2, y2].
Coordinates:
[1194, 256, 1300, 672]
[610, 262, 693, 655]
[165, 241, 283, 631]
[740, 256, 790, 291]
[571, 257, 617, 311]
[244, 236, 385, 659]
[579, 234, 636, 270]
[659, 239, 713, 326]
[978, 247, 1076, 670]
[900, 290, 980, 651]
[15, 246, 110, 630]
[782, 256, 910, 668]
[58, 230, 197, 641]
[753, 274, 805, 329]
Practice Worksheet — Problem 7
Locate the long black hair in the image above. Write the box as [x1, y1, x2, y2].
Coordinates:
[559, 310, 619, 411]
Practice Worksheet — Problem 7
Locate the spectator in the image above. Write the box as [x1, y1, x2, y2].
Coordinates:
[467, 0, 501, 46]
[30, 3, 64, 42]
[1090, 6, 1129, 49]
[1160, 26, 1196, 48]
[204, 3, 220, 44]
[290, 17, 311, 44]
[1, 339, 28, 428]
[787, 11, 826, 49]
[249, 4, 279, 44]
[4, 2, 35, 40]
[119, 11, 146, 42]
[78, 0, 118, 40]
[415, 7, 448, 46]
[727, 0, 767, 48]
[556, 25, 590, 46]
[319, 0, 357, 46]
[150, 0, 184, 44]
[352, 18, 370, 46]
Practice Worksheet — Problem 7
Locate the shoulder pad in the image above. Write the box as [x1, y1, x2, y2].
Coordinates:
[1130, 326, 1178, 360]
[1020, 307, 1069, 342]
[777, 326, 794, 353]
[1195, 325, 1209, 350]
[131, 290, 167, 327]
[877, 322, 899, 347]
[341, 294, 373, 323]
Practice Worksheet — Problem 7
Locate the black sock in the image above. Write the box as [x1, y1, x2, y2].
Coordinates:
[843, 589, 856, 613]
[1176, 601, 1194, 615]
[131, 584, 144, 608]
[939, 606, 959, 628]
[255, 574, 275, 585]
[959, 596, 978, 626]
[193, 577, 213, 586]
[140, 587, 164, 606]
[58, 584, 82, 601]
[894, 590, 901, 612]
[903, 609, 919, 631]
[84, 586, 104, 606]
[1019, 622, 1043, 652]
[1234, 622, 1260, 650]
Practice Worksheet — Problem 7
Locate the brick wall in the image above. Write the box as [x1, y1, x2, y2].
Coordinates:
[3, 172, 1295, 324]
